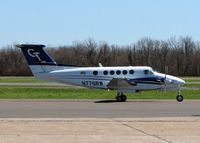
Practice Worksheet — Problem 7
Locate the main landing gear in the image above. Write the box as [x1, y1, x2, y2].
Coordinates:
[116, 92, 127, 102]
[176, 86, 184, 102]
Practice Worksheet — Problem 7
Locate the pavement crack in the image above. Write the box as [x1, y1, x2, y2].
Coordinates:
[113, 119, 172, 143]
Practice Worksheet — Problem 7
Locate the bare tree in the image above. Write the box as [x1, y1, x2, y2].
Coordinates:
[0, 36, 200, 76]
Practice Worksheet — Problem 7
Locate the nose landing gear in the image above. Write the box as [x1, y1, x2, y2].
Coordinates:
[176, 86, 184, 102]
[176, 95, 183, 102]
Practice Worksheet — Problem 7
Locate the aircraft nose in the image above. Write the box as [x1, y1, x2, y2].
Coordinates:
[165, 75, 185, 85]
[178, 78, 185, 85]
[173, 77, 185, 85]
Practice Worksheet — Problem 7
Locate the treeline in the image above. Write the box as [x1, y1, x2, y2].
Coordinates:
[0, 37, 200, 76]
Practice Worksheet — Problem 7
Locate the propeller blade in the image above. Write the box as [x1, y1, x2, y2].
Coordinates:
[164, 66, 168, 92]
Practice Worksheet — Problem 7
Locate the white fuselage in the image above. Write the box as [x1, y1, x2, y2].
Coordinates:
[33, 66, 185, 93]
[17, 44, 186, 102]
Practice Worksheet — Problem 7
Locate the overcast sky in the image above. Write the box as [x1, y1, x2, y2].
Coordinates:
[0, 0, 199, 47]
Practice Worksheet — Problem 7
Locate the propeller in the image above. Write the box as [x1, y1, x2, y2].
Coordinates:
[160, 66, 168, 92]
[163, 66, 168, 92]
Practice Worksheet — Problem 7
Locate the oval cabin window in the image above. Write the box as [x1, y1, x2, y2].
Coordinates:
[93, 71, 98, 75]
[129, 70, 134, 74]
[123, 70, 127, 75]
[116, 70, 121, 75]
[110, 70, 115, 75]
[103, 70, 108, 75]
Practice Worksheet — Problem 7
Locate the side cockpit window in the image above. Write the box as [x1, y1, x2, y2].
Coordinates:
[143, 70, 153, 75]
[143, 70, 149, 75]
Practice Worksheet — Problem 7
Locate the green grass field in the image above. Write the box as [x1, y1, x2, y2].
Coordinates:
[181, 77, 200, 82]
[0, 76, 199, 99]
[0, 87, 199, 99]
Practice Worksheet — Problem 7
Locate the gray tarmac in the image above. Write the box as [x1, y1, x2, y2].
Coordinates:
[0, 100, 200, 143]
[0, 100, 199, 118]
[1, 82, 200, 142]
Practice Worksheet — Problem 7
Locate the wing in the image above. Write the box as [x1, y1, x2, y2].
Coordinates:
[107, 78, 137, 90]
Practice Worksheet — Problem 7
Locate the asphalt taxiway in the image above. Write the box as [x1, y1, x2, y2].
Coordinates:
[0, 65, 199, 142]
[0, 100, 200, 143]
[0, 100, 199, 118]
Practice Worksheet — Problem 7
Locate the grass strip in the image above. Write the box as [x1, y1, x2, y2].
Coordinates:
[0, 87, 199, 99]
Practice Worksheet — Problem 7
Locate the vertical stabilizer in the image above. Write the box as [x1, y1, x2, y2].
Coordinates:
[16, 44, 59, 75]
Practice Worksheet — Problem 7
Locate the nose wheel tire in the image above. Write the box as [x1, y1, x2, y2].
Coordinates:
[116, 94, 127, 102]
[176, 95, 183, 102]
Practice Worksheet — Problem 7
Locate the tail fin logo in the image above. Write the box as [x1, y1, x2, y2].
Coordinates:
[27, 49, 42, 61]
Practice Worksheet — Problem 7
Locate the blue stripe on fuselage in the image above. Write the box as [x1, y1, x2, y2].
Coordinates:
[129, 77, 164, 85]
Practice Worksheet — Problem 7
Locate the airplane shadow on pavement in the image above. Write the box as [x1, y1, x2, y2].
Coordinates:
[94, 100, 117, 103]
[94, 100, 161, 103]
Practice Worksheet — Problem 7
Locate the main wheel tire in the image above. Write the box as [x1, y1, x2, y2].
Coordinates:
[176, 95, 184, 102]
[116, 96, 123, 102]
[122, 95, 127, 102]
[116, 95, 127, 102]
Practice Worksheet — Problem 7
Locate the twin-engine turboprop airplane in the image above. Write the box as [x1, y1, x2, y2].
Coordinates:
[16, 44, 185, 102]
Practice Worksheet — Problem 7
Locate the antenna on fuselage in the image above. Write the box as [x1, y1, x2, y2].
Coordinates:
[99, 63, 103, 67]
